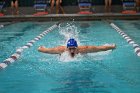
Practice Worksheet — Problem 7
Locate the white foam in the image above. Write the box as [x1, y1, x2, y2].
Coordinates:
[103, 43, 115, 46]
[59, 24, 81, 46]
[59, 51, 82, 62]
[0, 25, 4, 28]
[87, 50, 112, 60]
[59, 50, 112, 62]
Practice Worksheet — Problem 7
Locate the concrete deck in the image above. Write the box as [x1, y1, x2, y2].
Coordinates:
[0, 13, 140, 22]
[0, 6, 140, 22]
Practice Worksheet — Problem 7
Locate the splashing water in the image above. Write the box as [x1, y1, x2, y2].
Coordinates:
[0, 25, 4, 28]
[59, 23, 80, 46]
[58, 23, 83, 62]
[86, 43, 114, 61]
[57, 23, 113, 62]
[87, 50, 112, 61]
[59, 51, 83, 62]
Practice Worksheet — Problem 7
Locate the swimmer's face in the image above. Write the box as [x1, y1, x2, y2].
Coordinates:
[68, 47, 77, 57]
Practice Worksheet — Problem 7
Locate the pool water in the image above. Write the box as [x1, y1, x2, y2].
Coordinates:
[0, 21, 140, 93]
[114, 20, 140, 45]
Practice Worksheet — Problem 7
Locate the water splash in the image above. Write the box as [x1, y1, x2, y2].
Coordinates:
[0, 25, 4, 28]
[86, 43, 114, 60]
[59, 51, 82, 62]
[58, 23, 81, 46]
[57, 23, 83, 62]
[57, 23, 114, 62]
[87, 50, 112, 61]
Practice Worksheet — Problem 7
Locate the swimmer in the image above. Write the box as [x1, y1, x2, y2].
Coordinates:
[38, 38, 116, 58]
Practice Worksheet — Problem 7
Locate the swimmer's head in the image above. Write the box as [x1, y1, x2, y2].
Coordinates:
[67, 38, 78, 48]
[67, 38, 78, 58]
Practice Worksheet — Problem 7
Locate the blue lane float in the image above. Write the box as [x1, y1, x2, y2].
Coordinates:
[110, 23, 140, 57]
[0, 23, 60, 69]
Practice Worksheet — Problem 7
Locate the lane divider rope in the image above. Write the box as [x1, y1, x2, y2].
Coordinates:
[110, 23, 140, 57]
[0, 22, 60, 69]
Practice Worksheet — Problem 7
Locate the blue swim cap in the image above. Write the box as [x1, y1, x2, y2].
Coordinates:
[67, 38, 78, 48]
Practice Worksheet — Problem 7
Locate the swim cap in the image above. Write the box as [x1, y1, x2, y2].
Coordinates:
[67, 38, 78, 48]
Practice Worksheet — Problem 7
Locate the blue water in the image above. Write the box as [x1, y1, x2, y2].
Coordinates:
[0, 21, 140, 93]
[114, 20, 140, 45]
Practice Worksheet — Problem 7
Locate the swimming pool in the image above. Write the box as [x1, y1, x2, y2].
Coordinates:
[0, 21, 140, 93]
[114, 20, 140, 45]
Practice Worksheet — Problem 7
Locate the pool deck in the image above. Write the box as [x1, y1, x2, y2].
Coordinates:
[0, 13, 140, 22]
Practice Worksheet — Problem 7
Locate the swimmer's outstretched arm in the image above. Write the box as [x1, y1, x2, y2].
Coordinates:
[79, 44, 116, 53]
[38, 46, 65, 54]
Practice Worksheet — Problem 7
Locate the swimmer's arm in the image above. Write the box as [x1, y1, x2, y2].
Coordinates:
[38, 46, 65, 54]
[79, 44, 116, 53]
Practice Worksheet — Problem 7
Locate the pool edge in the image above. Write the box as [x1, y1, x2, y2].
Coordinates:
[0, 13, 140, 22]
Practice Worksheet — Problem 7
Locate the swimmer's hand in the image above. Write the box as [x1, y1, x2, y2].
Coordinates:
[103, 44, 116, 51]
[110, 44, 116, 50]
[38, 46, 46, 52]
[112, 44, 116, 49]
